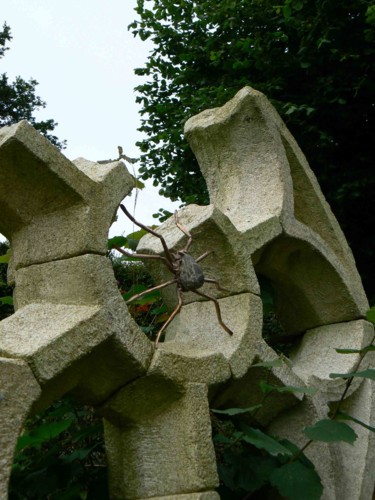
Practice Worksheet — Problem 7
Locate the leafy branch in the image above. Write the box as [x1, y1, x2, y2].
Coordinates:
[212, 306, 375, 499]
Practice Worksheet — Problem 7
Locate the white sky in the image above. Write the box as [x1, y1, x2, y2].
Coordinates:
[1, 0, 180, 237]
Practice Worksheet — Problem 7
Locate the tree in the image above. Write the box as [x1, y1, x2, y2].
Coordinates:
[130, 0, 375, 299]
[0, 22, 65, 149]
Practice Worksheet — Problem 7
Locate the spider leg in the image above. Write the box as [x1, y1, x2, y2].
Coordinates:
[114, 245, 174, 272]
[154, 286, 183, 347]
[193, 289, 233, 336]
[195, 250, 213, 263]
[204, 277, 230, 293]
[174, 211, 193, 253]
[126, 279, 178, 304]
[120, 204, 174, 267]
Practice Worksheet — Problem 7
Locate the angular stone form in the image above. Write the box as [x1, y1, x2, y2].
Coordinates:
[0, 358, 41, 498]
[102, 382, 218, 499]
[1, 85, 374, 500]
[180, 87, 374, 499]
[137, 203, 260, 308]
[0, 121, 134, 273]
[0, 121, 153, 497]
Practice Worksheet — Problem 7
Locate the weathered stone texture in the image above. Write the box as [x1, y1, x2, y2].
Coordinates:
[0, 358, 41, 499]
[0, 87, 374, 499]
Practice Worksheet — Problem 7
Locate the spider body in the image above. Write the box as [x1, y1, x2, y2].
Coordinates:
[176, 252, 205, 292]
[116, 204, 233, 347]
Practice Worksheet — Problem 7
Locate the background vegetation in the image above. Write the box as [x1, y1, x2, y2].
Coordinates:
[0, 22, 65, 149]
[1, 1, 375, 497]
[130, 0, 375, 300]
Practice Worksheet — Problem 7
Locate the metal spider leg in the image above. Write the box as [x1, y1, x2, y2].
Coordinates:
[195, 250, 213, 263]
[174, 211, 193, 253]
[193, 289, 233, 336]
[120, 204, 174, 268]
[114, 245, 173, 271]
[154, 286, 183, 348]
[203, 278, 230, 293]
[126, 279, 178, 304]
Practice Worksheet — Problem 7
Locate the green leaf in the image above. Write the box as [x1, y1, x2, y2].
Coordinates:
[366, 306, 375, 325]
[0, 253, 10, 264]
[259, 381, 317, 395]
[126, 228, 149, 250]
[218, 450, 279, 493]
[239, 425, 293, 456]
[252, 358, 284, 368]
[16, 419, 74, 451]
[303, 419, 357, 444]
[336, 345, 375, 354]
[212, 405, 262, 416]
[0, 296, 13, 305]
[336, 411, 375, 433]
[108, 236, 128, 249]
[282, 5, 292, 18]
[134, 177, 145, 189]
[329, 369, 375, 381]
[270, 461, 323, 500]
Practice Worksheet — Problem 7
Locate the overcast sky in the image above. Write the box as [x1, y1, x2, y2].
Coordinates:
[1, 0, 180, 237]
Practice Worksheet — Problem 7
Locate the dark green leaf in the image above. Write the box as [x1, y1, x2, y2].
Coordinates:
[0, 253, 9, 263]
[270, 461, 323, 500]
[16, 419, 74, 451]
[252, 358, 284, 369]
[0, 296, 13, 305]
[330, 369, 375, 381]
[239, 426, 293, 456]
[336, 411, 375, 433]
[259, 381, 317, 395]
[303, 419, 357, 444]
[212, 405, 262, 416]
[336, 345, 375, 354]
[108, 236, 128, 249]
[219, 450, 279, 493]
[366, 306, 375, 325]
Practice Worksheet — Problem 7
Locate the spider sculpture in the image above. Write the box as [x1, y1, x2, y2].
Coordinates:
[115, 205, 234, 347]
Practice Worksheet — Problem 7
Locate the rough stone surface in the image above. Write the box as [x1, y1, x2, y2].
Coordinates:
[137, 203, 260, 309]
[163, 293, 263, 380]
[0, 121, 134, 273]
[0, 86, 374, 499]
[0, 358, 41, 499]
[184, 86, 368, 319]
[291, 320, 374, 399]
[103, 383, 219, 499]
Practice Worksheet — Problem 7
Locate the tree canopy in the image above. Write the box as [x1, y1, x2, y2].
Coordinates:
[130, 0, 375, 299]
[0, 22, 65, 149]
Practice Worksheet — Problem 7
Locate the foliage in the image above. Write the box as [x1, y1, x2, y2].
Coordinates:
[212, 307, 375, 498]
[110, 247, 168, 341]
[0, 22, 65, 149]
[130, 0, 375, 299]
[10, 397, 108, 500]
[0, 241, 14, 320]
[6, 208, 375, 499]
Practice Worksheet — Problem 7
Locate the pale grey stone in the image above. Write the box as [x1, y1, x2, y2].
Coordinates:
[0, 358, 41, 499]
[0, 120, 134, 274]
[291, 320, 374, 399]
[137, 203, 260, 310]
[103, 383, 219, 499]
[163, 293, 263, 380]
[0, 85, 374, 499]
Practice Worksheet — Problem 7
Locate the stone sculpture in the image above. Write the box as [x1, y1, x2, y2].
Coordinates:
[0, 87, 373, 499]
